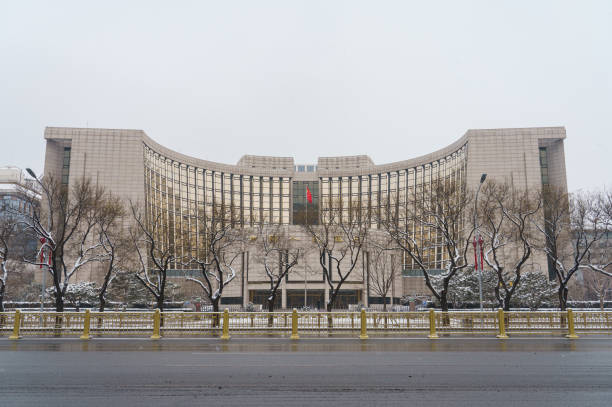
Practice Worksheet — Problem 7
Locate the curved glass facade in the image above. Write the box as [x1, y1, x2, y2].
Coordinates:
[319, 146, 467, 269]
[144, 142, 466, 270]
[144, 145, 291, 266]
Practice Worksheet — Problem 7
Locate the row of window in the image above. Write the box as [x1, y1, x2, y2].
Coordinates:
[0, 195, 35, 216]
[143, 144, 467, 270]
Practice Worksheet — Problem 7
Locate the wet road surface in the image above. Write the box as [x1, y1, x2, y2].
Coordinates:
[1, 337, 612, 406]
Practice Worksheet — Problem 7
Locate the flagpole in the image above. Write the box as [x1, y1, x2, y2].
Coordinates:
[304, 186, 308, 308]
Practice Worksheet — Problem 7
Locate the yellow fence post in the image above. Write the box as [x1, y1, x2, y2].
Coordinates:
[428, 309, 438, 339]
[496, 308, 509, 339]
[9, 309, 21, 340]
[566, 308, 578, 339]
[290, 308, 299, 340]
[359, 309, 368, 339]
[151, 309, 161, 340]
[80, 309, 91, 340]
[221, 309, 230, 340]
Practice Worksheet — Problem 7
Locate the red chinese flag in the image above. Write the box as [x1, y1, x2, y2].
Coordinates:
[306, 186, 313, 204]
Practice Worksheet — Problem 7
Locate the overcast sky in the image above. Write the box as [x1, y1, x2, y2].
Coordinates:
[1, 1, 610, 192]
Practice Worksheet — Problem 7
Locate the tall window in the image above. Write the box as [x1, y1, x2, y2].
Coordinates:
[292, 181, 319, 225]
[61, 147, 71, 185]
[539, 147, 549, 185]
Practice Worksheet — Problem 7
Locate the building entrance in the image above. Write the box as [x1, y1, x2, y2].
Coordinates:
[249, 290, 281, 309]
[286, 290, 324, 310]
[332, 290, 361, 309]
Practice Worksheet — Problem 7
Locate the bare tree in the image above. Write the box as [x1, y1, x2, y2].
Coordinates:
[582, 270, 612, 310]
[129, 201, 174, 311]
[253, 224, 299, 313]
[0, 209, 18, 312]
[96, 194, 127, 312]
[535, 188, 611, 310]
[480, 182, 541, 310]
[578, 190, 612, 310]
[21, 176, 106, 311]
[303, 198, 368, 312]
[581, 190, 612, 281]
[186, 204, 242, 316]
[368, 237, 401, 311]
[1, 192, 38, 310]
[382, 181, 473, 312]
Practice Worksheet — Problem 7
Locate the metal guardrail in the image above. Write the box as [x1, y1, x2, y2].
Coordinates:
[1, 309, 610, 340]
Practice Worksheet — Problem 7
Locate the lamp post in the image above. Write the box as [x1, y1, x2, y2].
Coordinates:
[473, 173, 487, 313]
[26, 168, 49, 314]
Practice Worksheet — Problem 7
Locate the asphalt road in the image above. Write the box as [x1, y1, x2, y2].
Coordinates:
[1, 337, 612, 407]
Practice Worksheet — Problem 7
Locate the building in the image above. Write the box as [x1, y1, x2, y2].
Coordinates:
[0, 166, 40, 260]
[42, 126, 568, 308]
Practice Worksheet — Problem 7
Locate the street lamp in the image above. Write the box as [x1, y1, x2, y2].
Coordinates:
[473, 173, 487, 313]
[26, 168, 49, 314]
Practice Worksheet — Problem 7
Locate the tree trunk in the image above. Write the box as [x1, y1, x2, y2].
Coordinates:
[503, 297, 511, 312]
[600, 295, 605, 311]
[53, 290, 64, 335]
[0, 285, 5, 327]
[382, 295, 387, 312]
[439, 295, 449, 312]
[157, 293, 164, 312]
[438, 295, 450, 328]
[212, 298, 220, 327]
[267, 295, 276, 327]
[267, 290, 277, 313]
[326, 286, 336, 312]
[558, 284, 568, 311]
[99, 294, 106, 312]
[99, 273, 112, 312]
[494, 285, 503, 309]
[325, 293, 334, 328]
[0, 282, 5, 313]
[55, 292, 64, 312]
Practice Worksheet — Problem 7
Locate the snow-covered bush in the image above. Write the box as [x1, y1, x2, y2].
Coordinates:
[431, 268, 557, 309]
[46, 281, 98, 305]
[431, 269, 498, 308]
[509, 271, 558, 310]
